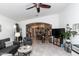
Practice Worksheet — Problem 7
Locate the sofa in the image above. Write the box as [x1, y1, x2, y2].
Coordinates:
[0, 38, 20, 56]
[23, 37, 32, 45]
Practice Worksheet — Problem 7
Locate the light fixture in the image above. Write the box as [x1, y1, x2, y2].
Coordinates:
[15, 32, 20, 41]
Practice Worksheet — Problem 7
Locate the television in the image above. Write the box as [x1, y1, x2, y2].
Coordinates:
[52, 28, 65, 38]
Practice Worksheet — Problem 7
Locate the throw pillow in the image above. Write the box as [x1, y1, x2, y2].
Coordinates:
[5, 41, 13, 48]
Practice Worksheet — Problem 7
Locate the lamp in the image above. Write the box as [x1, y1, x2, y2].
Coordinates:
[14, 24, 16, 29]
[15, 32, 20, 41]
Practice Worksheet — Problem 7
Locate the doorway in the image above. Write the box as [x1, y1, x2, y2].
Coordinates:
[26, 22, 52, 44]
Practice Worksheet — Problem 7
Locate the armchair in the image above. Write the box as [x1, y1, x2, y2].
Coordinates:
[23, 37, 32, 45]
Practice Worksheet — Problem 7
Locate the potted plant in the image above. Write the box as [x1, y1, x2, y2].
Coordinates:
[71, 31, 77, 37]
[60, 30, 77, 44]
[60, 24, 77, 44]
[60, 31, 71, 43]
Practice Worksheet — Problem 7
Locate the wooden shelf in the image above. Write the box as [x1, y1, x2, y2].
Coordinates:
[53, 37, 62, 47]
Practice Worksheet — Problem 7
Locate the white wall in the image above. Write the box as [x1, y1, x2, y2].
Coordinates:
[59, 3, 79, 28]
[59, 3, 79, 44]
[19, 14, 60, 37]
[0, 15, 16, 41]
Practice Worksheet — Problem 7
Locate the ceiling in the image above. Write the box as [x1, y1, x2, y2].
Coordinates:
[0, 3, 69, 21]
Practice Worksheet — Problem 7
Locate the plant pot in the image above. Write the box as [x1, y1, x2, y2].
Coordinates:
[63, 39, 71, 44]
[66, 39, 71, 42]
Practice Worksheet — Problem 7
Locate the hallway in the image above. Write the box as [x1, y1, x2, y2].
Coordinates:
[26, 22, 52, 44]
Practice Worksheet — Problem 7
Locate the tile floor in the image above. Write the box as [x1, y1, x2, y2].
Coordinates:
[16, 40, 71, 56]
[30, 42, 71, 56]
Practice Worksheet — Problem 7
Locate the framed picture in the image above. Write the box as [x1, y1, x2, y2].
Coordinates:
[0, 24, 1, 32]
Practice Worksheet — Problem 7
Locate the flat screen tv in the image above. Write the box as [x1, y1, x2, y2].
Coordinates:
[52, 28, 65, 38]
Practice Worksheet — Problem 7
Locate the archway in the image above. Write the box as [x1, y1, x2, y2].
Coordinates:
[26, 22, 52, 44]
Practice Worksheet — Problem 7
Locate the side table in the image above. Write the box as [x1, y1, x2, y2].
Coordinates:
[64, 41, 72, 53]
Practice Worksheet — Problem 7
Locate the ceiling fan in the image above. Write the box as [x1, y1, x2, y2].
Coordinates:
[26, 3, 51, 13]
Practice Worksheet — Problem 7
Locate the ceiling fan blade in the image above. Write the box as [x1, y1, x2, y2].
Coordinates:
[26, 5, 36, 10]
[33, 3, 37, 5]
[39, 3, 51, 8]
